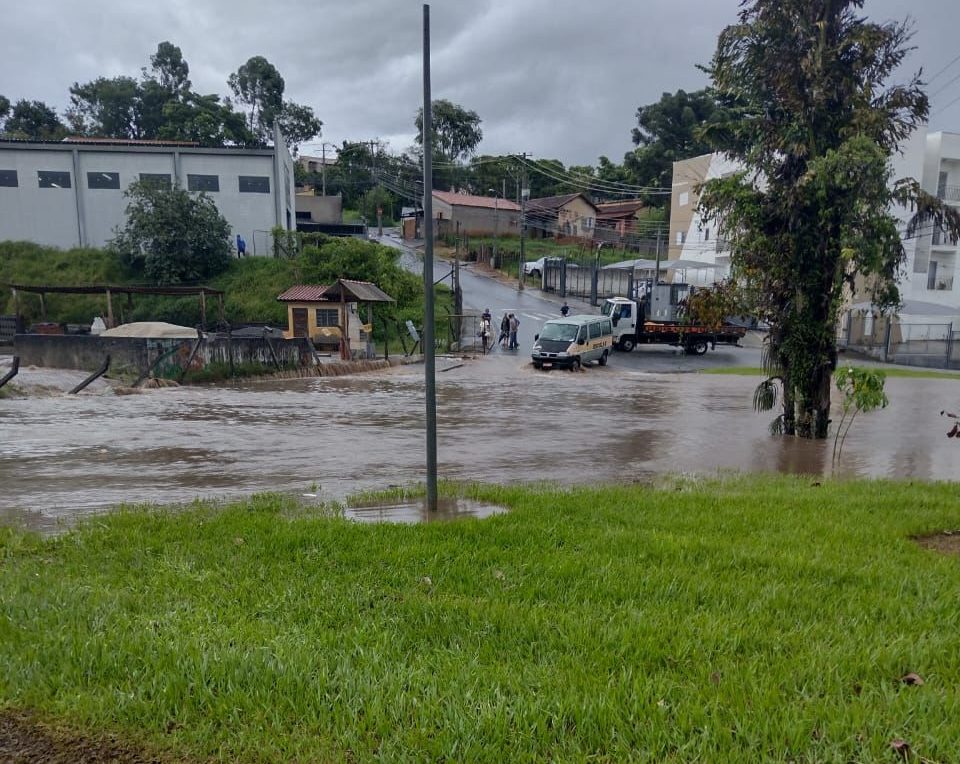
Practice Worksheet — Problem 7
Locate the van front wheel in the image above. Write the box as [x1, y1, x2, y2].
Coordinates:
[571, 357, 581, 371]
[598, 350, 609, 366]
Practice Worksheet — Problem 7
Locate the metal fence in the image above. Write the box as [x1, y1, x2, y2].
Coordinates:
[838, 315, 960, 369]
[542, 259, 636, 303]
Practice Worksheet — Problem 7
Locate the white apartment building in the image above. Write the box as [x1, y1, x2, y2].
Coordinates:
[668, 128, 960, 322]
[0, 130, 296, 254]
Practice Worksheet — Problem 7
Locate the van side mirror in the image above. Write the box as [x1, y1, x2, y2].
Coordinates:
[534, 334, 539, 341]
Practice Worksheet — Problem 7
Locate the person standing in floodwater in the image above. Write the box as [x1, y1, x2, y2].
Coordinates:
[561, 301, 570, 317]
[499, 313, 510, 348]
[508, 313, 520, 349]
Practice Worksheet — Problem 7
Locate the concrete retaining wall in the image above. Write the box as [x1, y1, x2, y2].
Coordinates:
[13, 334, 314, 375]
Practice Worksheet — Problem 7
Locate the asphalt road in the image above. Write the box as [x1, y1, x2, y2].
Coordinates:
[375, 230, 762, 372]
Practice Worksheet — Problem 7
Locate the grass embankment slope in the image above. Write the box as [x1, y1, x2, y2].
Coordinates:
[2, 476, 960, 761]
[0, 239, 447, 342]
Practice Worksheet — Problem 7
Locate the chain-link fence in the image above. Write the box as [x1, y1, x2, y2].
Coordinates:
[838, 315, 960, 369]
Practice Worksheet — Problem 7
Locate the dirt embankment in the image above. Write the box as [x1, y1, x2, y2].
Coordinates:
[0, 710, 188, 763]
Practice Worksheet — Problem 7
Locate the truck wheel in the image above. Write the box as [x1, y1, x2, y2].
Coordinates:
[571, 357, 581, 371]
[619, 337, 635, 352]
[686, 340, 708, 355]
[598, 350, 609, 366]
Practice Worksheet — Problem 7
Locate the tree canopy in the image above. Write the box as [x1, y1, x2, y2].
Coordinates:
[110, 180, 233, 285]
[228, 56, 322, 149]
[1, 99, 66, 140]
[623, 89, 721, 206]
[4, 42, 319, 151]
[698, 0, 960, 439]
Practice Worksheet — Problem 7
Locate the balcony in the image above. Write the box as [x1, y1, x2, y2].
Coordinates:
[932, 228, 959, 248]
[938, 184, 960, 203]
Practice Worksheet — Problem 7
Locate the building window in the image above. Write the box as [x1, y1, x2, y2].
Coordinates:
[87, 171, 120, 190]
[679, 191, 689, 207]
[239, 175, 270, 193]
[703, 228, 710, 242]
[0, 170, 17, 187]
[187, 174, 219, 192]
[315, 308, 339, 327]
[38, 170, 71, 189]
[676, 231, 686, 245]
[140, 173, 172, 189]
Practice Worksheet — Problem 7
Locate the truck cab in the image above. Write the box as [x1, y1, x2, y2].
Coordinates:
[602, 297, 640, 351]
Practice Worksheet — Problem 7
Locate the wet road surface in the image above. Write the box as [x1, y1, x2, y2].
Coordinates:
[2, 353, 959, 533]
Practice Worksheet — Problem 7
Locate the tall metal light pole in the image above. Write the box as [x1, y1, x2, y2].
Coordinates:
[422, 4, 438, 512]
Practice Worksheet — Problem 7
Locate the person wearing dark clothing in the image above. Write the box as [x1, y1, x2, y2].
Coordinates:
[508, 313, 520, 349]
[560, 301, 570, 317]
[236, 234, 247, 257]
[498, 313, 510, 348]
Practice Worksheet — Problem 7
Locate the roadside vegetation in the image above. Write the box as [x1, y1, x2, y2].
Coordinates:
[2, 476, 960, 761]
[0, 238, 450, 348]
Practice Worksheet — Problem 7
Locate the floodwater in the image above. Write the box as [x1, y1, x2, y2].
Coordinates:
[1, 355, 959, 532]
[344, 497, 508, 524]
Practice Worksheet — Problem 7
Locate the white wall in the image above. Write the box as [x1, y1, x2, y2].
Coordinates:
[0, 143, 292, 252]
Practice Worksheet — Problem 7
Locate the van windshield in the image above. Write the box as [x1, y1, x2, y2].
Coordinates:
[540, 322, 579, 342]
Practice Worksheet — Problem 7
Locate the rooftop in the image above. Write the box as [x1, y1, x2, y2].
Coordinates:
[526, 193, 595, 212]
[432, 190, 521, 211]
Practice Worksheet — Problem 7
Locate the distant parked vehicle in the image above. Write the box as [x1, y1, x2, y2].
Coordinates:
[523, 257, 547, 279]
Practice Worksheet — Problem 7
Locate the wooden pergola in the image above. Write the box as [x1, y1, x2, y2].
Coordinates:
[3, 283, 225, 328]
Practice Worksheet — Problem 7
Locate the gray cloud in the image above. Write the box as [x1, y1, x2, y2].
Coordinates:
[1, 0, 958, 163]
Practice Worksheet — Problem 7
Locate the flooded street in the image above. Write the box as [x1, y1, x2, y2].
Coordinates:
[3, 353, 960, 532]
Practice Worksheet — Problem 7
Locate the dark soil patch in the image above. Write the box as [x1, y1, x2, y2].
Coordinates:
[914, 531, 960, 556]
[0, 710, 185, 763]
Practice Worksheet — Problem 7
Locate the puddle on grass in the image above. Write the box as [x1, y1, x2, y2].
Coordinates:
[344, 497, 508, 524]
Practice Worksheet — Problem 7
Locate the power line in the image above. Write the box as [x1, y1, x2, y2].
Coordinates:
[927, 53, 960, 85]
[929, 70, 960, 99]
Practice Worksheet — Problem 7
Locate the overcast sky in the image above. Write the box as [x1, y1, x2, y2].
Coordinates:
[2, 0, 959, 164]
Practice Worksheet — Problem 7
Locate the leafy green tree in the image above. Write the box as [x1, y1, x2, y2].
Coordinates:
[148, 41, 191, 94]
[228, 56, 321, 150]
[2, 99, 66, 140]
[0, 95, 10, 125]
[111, 180, 232, 285]
[228, 56, 285, 141]
[624, 89, 720, 207]
[359, 185, 397, 224]
[273, 101, 323, 151]
[158, 93, 254, 145]
[415, 99, 483, 163]
[67, 76, 142, 138]
[700, 0, 960, 439]
[414, 99, 482, 190]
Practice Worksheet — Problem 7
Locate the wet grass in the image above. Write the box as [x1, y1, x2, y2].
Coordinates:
[703, 365, 960, 379]
[2, 477, 960, 761]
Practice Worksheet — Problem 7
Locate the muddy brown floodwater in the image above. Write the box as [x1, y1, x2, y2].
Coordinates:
[1, 355, 959, 532]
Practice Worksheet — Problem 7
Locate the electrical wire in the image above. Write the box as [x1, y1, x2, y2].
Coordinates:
[927, 53, 960, 85]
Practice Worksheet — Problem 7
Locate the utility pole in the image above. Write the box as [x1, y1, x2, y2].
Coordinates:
[519, 166, 528, 291]
[421, 4, 438, 512]
[321, 143, 327, 196]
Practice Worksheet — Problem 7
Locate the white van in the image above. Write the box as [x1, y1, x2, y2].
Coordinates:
[531, 315, 613, 370]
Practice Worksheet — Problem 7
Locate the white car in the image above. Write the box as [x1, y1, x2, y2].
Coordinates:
[523, 257, 547, 279]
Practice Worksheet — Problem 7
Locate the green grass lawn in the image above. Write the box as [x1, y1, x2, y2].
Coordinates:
[2, 477, 960, 761]
[704, 365, 960, 380]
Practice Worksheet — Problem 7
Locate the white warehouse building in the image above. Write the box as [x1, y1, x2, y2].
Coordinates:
[0, 131, 296, 254]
